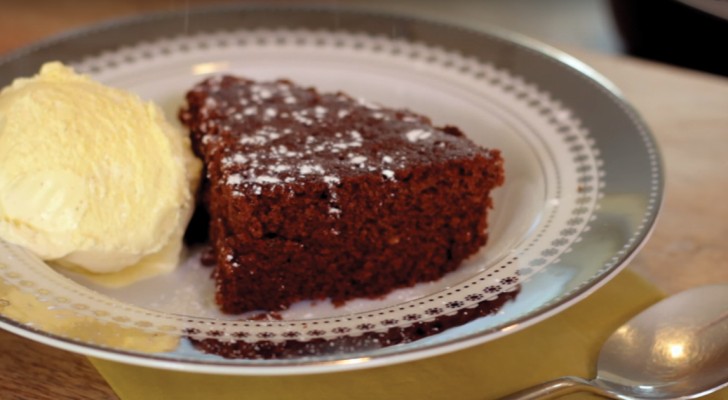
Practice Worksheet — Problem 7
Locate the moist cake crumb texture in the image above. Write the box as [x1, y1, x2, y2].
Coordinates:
[180, 75, 504, 314]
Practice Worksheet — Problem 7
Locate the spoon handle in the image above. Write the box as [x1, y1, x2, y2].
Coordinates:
[499, 376, 620, 400]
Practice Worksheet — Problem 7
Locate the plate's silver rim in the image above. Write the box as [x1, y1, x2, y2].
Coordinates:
[0, 5, 664, 375]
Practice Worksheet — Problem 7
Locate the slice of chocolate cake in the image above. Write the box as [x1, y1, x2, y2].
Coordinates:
[180, 76, 504, 314]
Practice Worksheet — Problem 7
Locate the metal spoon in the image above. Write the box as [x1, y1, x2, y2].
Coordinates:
[501, 284, 728, 399]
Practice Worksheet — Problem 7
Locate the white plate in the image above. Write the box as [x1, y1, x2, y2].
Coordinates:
[0, 7, 662, 375]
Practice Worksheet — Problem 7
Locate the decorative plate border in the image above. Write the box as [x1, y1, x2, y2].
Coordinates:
[0, 29, 602, 347]
[0, 7, 663, 373]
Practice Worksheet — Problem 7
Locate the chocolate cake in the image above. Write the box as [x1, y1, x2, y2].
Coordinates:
[180, 76, 504, 314]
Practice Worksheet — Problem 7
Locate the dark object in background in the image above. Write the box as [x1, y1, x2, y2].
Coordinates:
[610, 0, 728, 77]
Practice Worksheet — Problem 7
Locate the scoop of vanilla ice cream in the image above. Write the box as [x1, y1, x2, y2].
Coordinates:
[0, 62, 201, 281]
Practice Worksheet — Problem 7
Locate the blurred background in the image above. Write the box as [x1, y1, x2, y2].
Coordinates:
[1, 0, 726, 76]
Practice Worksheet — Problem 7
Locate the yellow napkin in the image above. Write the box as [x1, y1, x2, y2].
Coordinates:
[90, 270, 728, 400]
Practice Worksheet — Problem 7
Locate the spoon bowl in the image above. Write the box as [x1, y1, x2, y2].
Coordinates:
[502, 284, 728, 399]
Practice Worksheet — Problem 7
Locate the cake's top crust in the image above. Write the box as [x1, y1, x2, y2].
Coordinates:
[180, 76, 497, 197]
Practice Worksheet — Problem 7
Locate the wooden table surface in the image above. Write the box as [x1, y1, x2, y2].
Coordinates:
[1, 2, 727, 399]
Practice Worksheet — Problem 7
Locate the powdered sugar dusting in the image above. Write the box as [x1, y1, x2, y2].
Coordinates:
[300, 164, 324, 175]
[406, 129, 432, 142]
[254, 175, 281, 184]
[187, 77, 447, 216]
[226, 174, 243, 185]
